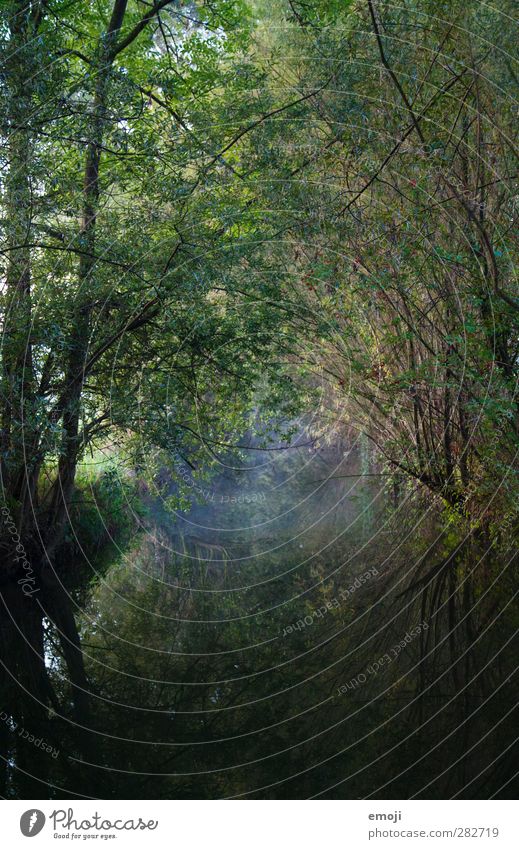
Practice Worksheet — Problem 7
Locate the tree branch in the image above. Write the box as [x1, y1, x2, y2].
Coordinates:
[367, 0, 425, 144]
[110, 0, 176, 58]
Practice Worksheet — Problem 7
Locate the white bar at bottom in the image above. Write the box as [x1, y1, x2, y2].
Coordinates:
[1, 799, 516, 848]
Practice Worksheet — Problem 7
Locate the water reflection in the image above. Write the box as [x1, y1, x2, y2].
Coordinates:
[1, 439, 516, 798]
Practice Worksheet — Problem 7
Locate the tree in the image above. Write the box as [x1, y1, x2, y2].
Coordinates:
[246, 0, 518, 524]
[0, 0, 296, 793]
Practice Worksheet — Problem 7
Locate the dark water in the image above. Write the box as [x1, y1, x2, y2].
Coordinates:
[1, 436, 517, 798]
